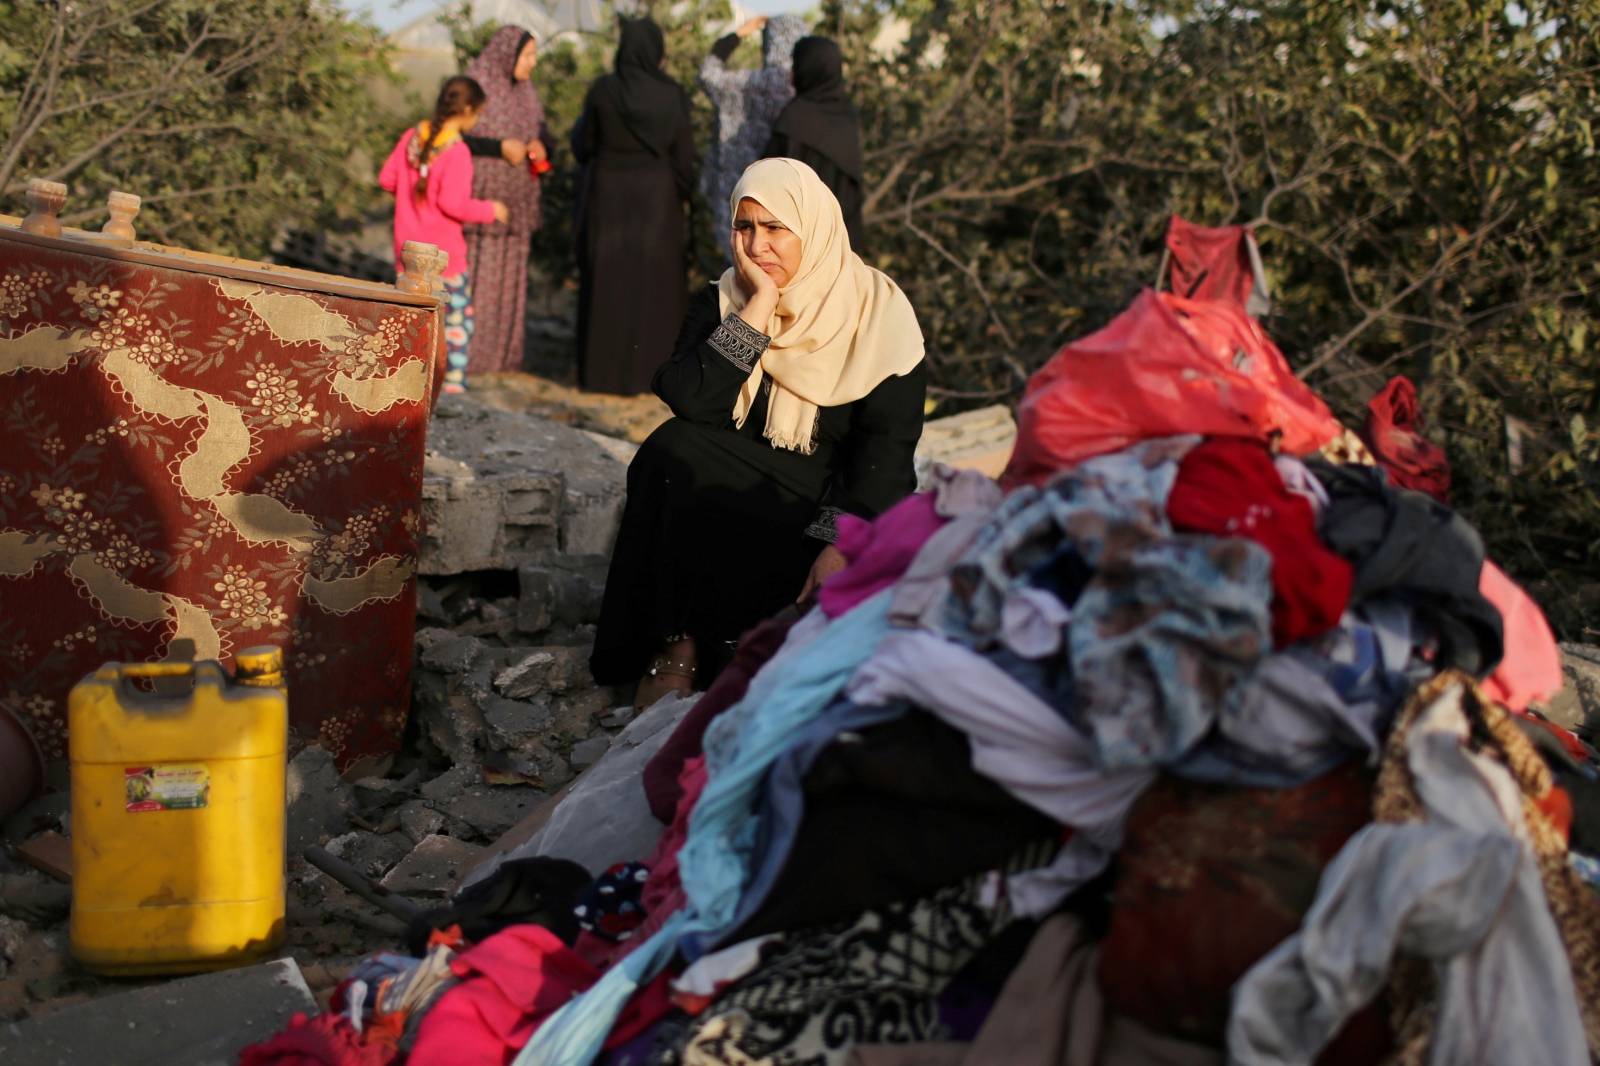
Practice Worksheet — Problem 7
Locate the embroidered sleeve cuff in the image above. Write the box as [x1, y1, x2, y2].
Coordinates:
[805, 505, 845, 544]
[707, 314, 769, 372]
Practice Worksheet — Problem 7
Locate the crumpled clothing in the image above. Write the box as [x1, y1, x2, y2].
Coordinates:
[1360, 374, 1450, 502]
[891, 509, 1001, 631]
[941, 436, 1199, 649]
[726, 702, 1059, 942]
[1478, 560, 1563, 712]
[1001, 587, 1074, 658]
[848, 630, 1154, 915]
[411, 925, 602, 1064]
[643, 611, 803, 824]
[715, 697, 908, 941]
[1171, 604, 1418, 788]
[1273, 454, 1329, 515]
[336, 938, 460, 1054]
[1227, 675, 1589, 1066]
[848, 913, 1224, 1066]
[1069, 534, 1273, 770]
[1308, 459, 1502, 675]
[671, 934, 778, 1004]
[516, 594, 894, 1066]
[656, 846, 1051, 1066]
[239, 1012, 398, 1066]
[1166, 437, 1352, 647]
[820, 466, 1002, 619]
[575, 862, 651, 943]
[407, 856, 592, 954]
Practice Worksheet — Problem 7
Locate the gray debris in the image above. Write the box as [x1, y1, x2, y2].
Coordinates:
[286, 747, 353, 855]
[380, 834, 484, 899]
[0, 959, 316, 1066]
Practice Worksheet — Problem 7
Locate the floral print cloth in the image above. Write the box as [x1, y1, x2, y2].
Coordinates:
[0, 234, 438, 765]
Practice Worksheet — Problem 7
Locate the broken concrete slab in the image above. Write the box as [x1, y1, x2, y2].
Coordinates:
[0, 958, 315, 1066]
[419, 765, 477, 805]
[493, 645, 590, 700]
[286, 747, 354, 856]
[419, 631, 485, 675]
[420, 396, 628, 576]
[445, 785, 545, 842]
[481, 695, 556, 749]
[460, 692, 696, 890]
[350, 772, 420, 816]
[380, 834, 484, 899]
[323, 830, 412, 883]
[398, 800, 446, 844]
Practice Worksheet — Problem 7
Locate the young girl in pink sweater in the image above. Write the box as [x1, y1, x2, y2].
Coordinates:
[379, 76, 508, 393]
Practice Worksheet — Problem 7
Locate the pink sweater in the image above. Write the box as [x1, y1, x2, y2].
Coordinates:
[378, 128, 498, 279]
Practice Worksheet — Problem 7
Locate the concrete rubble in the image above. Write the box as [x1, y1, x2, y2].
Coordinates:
[0, 959, 315, 1066]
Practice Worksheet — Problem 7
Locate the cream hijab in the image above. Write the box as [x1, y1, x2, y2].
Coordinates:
[718, 158, 924, 453]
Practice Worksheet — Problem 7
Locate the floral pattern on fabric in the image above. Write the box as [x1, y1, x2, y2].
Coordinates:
[655, 843, 1053, 1066]
[0, 240, 438, 766]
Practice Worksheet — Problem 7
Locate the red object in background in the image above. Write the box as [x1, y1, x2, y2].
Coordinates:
[529, 156, 553, 178]
[1479, 560, 1564, 715]
[0, 233, 439, 769]
[1003, 290, 1340, 486]
[1164, 215, 1269, 313]
[1360, 375, 1451, 502]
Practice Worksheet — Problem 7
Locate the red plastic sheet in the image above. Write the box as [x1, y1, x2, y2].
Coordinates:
[1479, 560, 1564, 715]
[1004, 290, 1340, 486]
[1360, 375, 1451, 502]
[1165, 215, 1260, 309]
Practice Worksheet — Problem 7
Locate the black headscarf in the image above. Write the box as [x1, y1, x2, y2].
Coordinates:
[603, 17, 687, 157]
[771, 36, 863, 179]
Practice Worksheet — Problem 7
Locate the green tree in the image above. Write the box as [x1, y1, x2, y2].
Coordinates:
[0, 0, 398, 257]
[831, 0, 1600, 635]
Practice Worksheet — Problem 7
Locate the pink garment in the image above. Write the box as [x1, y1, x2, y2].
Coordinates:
[819, 466, 1004, 620]
[377, 128, 498, 278]
[818, 494, 945, 618]
[409, 925, 599, 1064]
[1479, 560, 1563, 713]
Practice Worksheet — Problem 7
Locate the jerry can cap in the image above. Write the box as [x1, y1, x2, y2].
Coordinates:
[234, 646, 284, 681]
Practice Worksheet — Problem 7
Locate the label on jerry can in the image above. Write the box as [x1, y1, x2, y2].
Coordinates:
[124, 765, 211, 812]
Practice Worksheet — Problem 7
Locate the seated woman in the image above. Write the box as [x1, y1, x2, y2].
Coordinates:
[590, 157, 927, 707]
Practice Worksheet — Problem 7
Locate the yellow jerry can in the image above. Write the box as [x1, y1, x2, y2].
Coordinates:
[68, 647, 288, 975]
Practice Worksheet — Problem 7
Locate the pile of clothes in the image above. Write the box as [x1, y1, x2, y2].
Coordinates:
[244, 289, 1598, 1066]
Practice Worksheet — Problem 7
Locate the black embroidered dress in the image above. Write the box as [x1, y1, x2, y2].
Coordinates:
[589, 283, 927, 685]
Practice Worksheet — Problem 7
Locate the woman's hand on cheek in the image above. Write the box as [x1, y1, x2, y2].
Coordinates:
[732, 232, 780, 326]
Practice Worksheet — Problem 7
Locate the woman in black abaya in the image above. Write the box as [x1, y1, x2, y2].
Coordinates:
[762, 36, 865, 249]
[573, 18, 696, 395]
[590, 158, 927, 708]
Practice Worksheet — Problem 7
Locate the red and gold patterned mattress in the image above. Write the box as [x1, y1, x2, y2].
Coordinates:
[0, 224, 441, 767]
